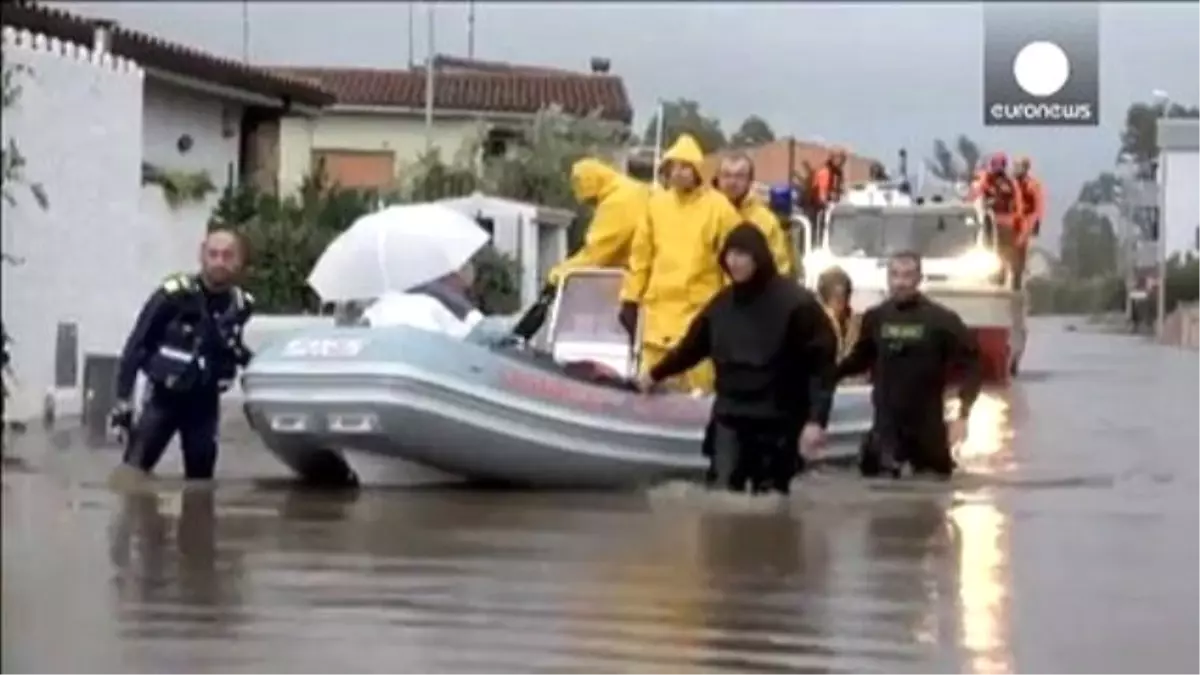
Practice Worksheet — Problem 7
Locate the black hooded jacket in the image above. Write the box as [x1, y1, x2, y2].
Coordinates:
[649, 224, 838, 427]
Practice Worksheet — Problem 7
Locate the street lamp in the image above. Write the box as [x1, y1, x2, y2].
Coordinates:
[1153, 89, 1170, 339]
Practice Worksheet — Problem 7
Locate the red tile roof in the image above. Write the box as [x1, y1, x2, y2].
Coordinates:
[271, 62, 634, 124]
[705, 139, 879, 185]
[2, 1, 334, 107]
[429, 54, 583, 76]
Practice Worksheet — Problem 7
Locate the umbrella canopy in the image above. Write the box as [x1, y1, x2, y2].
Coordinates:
[307, 203, 490, 302]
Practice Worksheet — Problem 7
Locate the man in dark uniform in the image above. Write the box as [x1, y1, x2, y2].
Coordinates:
[109, 230, 254, 480]
[636, 224, 836, 494]
[835, 251, 982, 479]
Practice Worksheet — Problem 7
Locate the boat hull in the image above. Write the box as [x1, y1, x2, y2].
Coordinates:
[241, 327, 875, 489]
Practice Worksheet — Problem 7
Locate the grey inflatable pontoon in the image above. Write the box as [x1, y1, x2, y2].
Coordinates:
[240, 269, 874, 488]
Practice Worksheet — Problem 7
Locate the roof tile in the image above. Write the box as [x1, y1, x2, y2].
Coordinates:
[273, 65, 633, 124]
[2, 1, 334, 107]
[706, 139, 879, 185]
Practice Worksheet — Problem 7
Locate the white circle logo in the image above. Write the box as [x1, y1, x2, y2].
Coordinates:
[1012, 41, 1071, 97]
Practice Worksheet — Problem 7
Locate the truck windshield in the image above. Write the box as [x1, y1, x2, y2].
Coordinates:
[826, 210, 980, 259]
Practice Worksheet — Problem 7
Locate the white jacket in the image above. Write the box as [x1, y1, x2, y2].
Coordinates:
[362, 291, 483, 340]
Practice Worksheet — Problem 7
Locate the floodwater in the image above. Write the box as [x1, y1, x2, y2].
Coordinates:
[3, 318, 1197, 673]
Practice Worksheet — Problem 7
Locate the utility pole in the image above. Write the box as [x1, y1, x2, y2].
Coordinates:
[407, 2, 415, 68]
[423, 1, 436, 153]
[240, 0, 250, 64]
[650, 99, 666, 181]
[467, 0, 476, 60]
[1153, 90, 1171, 339]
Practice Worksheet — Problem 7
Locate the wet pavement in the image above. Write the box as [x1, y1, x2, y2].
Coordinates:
[3, 318, 1197, 673]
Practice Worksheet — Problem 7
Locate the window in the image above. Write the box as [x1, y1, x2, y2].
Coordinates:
[483, 127, 523, 160]
[827, 209, 980, 259]
[311, 150, 395, 190]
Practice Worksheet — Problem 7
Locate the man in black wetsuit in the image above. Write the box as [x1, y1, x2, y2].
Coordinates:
[635, 224, 838, 494]
[109, 230, 255, 481]
[836, 250, 982, 479]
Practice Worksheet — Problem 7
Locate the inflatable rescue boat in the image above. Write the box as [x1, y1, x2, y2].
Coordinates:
[240, 269, 874, 488]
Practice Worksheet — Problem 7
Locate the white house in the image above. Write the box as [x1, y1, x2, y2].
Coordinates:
[1, 3, 333, 422]
[435, 192, 573, 305]
[269, 55, 634, 196]
[1157, 117, 1199, 257]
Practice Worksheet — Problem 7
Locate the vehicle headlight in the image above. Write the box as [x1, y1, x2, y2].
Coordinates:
[955, 247, 1003, 278]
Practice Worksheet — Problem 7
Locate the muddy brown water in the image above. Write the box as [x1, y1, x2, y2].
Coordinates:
[3, 319, 1198, 673]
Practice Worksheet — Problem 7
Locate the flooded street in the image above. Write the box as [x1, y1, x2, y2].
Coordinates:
[3, 318, 1197, 673]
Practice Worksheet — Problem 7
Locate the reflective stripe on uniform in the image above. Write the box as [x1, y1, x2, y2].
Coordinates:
[157, 346, 195, 363]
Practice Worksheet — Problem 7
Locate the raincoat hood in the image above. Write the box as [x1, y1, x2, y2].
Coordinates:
[720, 223, 778, 298]
[662, 134, 705, 172]
[816, 266, 853, 303]
[570, 158, 623, 203]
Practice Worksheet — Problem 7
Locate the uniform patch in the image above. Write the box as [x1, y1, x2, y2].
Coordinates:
[881, 322, 926, 341]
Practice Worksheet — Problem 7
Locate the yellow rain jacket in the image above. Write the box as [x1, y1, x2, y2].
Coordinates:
[547, 158, 650, 286]
[620, 134, 742, 392]
[735, 193, 795, 278]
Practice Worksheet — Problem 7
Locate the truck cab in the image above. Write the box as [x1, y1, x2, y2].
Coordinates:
[788, 182, 1026, 382]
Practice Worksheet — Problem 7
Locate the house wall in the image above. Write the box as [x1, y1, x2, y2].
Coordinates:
[1162, 149, 1199, 256]
[1, 28, 146, 420]
[142, 78, 243, 212]
[278, 112, 487, 197]
[1158, 118, 1200, 258]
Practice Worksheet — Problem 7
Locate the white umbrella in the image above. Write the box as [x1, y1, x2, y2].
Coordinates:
[307, 203, 489, 302]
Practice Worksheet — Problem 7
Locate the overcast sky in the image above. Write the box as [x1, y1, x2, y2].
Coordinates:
[50, 1, 1200, 244]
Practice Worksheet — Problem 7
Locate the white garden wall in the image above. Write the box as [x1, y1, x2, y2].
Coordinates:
[1, 27, 223, 421]
[2, 27, 146, 421]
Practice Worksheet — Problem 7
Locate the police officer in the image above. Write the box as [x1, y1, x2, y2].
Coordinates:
[835, 250, 982, 479]
[109, 230, 254, 480]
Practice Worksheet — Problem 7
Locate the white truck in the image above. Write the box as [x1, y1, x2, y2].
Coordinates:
[792, 182, 1027, 382]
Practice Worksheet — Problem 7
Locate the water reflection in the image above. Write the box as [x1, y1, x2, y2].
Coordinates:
[955, 390, 1012, 467]
[950, 497, 1012, 674]
[692, 509, 832, 673]
[863, 494, 956, 649]
[108, 488, 247, 643]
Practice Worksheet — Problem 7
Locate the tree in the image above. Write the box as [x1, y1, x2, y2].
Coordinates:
[640, 98, 727, 154]
[1059, 205, 1118, 280]
[1118, 101, 1200, 175]
[1, 63, 48, 267]
[1076, 171, 1122, 205]
[729, 115, 776, 148]
[212, 168, 379, 313]
[924, 135, 984, 185]
[473, 106, 629, 211]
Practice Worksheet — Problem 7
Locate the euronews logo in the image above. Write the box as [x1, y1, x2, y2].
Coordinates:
[983, 5, 1100, 127]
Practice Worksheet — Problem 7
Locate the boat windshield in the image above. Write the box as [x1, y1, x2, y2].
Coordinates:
[826, 210, 980, 259]
[552, 272, 629, 344]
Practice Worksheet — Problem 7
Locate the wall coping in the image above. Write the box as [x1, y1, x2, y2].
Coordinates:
[1, 26, 143, 77]
[1157, 118, 1199, 153]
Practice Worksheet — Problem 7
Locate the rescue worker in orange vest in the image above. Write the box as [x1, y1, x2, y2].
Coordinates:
[1012, 156, 1045, 238]
[969, 153, 1027, 289]
[812, 148, 848, 211]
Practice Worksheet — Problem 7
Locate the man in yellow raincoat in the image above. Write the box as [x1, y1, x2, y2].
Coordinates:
[619, 134, 742, 393]
[713, 152, 795, 277]
[545, 158, 650, 287]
